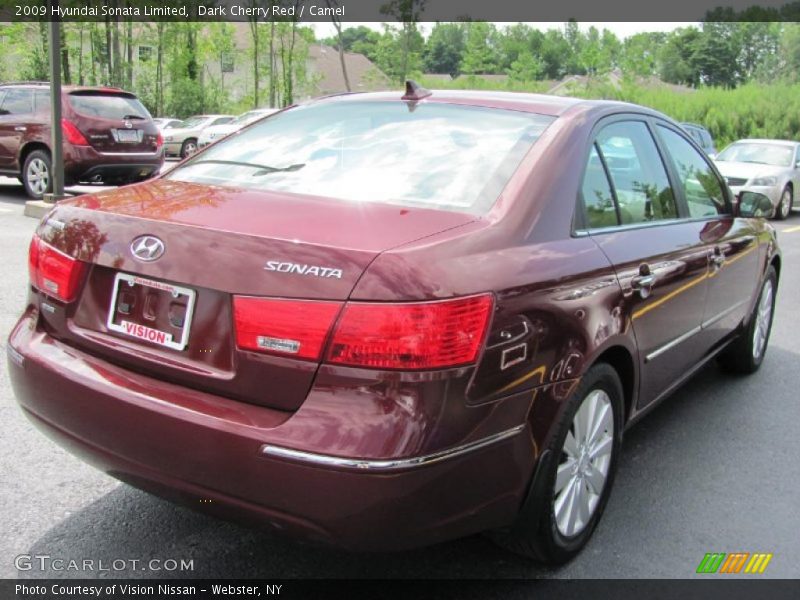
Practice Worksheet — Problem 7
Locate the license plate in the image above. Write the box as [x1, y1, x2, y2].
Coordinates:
[116, 129, 139, 142]
[106, 273, 196, 351]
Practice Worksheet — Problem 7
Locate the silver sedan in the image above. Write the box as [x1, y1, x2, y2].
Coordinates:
[714, 139, 800, 220]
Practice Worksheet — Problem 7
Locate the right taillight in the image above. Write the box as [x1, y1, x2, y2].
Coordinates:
[28, 234, 86, 302]
[61, 118, 90, 146]
[232, 293, 494, 370]
[327, 294, 494, 370]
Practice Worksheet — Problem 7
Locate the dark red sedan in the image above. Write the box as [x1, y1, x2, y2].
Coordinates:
[7, 84, 780, 563]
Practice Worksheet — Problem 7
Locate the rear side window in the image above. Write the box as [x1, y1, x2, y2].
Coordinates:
[210, 117, 233, 126]
[169, 101, 555, 215]
[595, 121, 677, 225]
[34, 89, 50, 112]
[581, 145, 619, 228]
[0, 88, 34, 115]
[657, 125, 728, 217]
[68, 93, 151, 121]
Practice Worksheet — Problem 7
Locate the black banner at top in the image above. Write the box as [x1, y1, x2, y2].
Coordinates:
[0, 0, 798, 23]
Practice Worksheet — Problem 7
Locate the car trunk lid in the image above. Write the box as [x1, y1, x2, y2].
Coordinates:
[34, 180, 476, 411]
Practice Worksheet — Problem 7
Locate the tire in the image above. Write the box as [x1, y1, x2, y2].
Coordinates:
[491, 363, 624, 564]
[180, 138, 198, 159]
[22, 149, 53, 200]
[718, 266, 777, 374]
[775, 187, 792, 220]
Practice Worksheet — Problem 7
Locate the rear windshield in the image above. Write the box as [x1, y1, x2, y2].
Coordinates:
[167, 101, 554, 214]
[68, 93, 151, 121]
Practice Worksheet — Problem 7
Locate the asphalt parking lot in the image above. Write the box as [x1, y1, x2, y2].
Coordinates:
[0, 174, 798, 580]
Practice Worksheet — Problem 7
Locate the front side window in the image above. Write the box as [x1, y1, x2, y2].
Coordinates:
[595, 121, 677, 225]
[657, 125, 728, 218]
[169, 101, 555, 214]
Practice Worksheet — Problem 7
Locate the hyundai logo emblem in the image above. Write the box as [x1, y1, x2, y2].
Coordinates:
[130, 235, 165, 262]
[124, 120, 133, 129]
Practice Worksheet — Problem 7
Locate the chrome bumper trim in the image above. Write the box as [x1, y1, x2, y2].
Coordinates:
[260, 424, 526, 472]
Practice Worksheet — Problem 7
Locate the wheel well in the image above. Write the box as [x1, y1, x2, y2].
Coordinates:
[771, 254, 781, 281]
[19, 142, 51, 170]
[595, 346, 636, 423]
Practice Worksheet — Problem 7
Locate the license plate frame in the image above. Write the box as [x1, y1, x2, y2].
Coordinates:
[116, 129, 139, 143]
[106, 272, 196, 351]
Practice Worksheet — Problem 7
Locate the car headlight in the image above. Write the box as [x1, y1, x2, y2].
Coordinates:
[751, 176, 777, 186]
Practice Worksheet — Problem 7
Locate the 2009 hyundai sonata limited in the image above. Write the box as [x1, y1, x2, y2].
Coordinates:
[7, 83, 780, 563]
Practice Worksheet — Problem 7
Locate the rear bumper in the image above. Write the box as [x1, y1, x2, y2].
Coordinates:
[64, 144, 164, 183]
[7, 309, 536, 551]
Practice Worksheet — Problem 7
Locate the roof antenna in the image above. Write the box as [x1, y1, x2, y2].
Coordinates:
[402, 80, 432, 102]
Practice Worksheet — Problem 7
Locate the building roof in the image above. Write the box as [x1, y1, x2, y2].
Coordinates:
[305, 45, 390, 97]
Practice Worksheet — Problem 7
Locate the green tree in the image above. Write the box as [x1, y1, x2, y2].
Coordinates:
[423, 22, 466, 76]
[460, 22, 498, 75]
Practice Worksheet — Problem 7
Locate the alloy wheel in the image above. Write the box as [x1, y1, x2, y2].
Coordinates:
[554, 389, 614, 538]
[26, 158, 50, 196]
[780, 189, 791, 219]
[752, 279, 774, 361]
[184, 141, 197, 157]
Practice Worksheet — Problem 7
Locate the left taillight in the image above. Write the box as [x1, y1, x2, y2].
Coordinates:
[233, 297, 342, 361]
[156, 132, 163, 149]
[28, 234, 86, 303]
[61, 119, 90, 146]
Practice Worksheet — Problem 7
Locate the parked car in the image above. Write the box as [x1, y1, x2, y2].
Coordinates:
[681, 122, 717, 156]
[198, 109, 278, 149]
[8, 86, 780, 564]
[162, 114, 234, 158]
[0, 82, 163, 199]
[714, 139, 800, 220]
[153, 117, 183, 131]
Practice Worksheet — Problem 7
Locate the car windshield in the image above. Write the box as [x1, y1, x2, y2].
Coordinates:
[68, 93, 151, 120]
[180, 116, 209, 129]
[168, 101, 554, 214]
[717, 142, 793, 167]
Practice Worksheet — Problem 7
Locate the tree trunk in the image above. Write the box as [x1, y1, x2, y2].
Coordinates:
[269, 21, 276, 108]
[156, 23, 164, 115]
[126, 13, 133, 88]
[104, 17, 112, 84]
[111, 16, 121, 87]
[77, 25, 84, 86]
[249, 20, 260, 107]
[283, 15, 298, 106]
[89, 24, 97, 85]
[328, 2, 350, 92]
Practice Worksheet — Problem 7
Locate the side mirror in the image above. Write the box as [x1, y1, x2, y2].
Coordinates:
[795, 160, 800, 169]
[736, 191, 774, 218]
